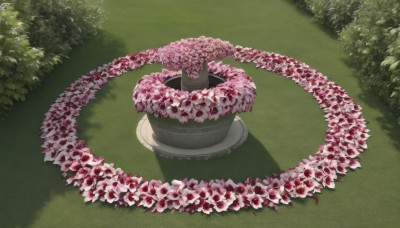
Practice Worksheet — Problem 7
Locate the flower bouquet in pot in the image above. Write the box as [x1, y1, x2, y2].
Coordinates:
[133, 36, 256, 149]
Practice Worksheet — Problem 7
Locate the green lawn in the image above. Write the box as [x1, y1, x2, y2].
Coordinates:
[1, 0, 399, 227]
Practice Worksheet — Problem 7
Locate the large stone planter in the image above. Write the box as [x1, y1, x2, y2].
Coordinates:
[147, 74, 235, 149]
[147, 113, 235, 149]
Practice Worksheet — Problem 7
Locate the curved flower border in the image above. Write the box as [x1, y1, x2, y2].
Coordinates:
[40, 43, 369, 214]
[159, 36, 234, 78]
[133, 62, 256, 123]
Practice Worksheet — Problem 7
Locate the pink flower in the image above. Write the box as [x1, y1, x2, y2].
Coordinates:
[214, 200, 229, 212]
[193, 109, 207, 123]
[124, 192, 139, 206]
[156, 183, 170, 199]
[142, 195, 156, 208]
[267, 189, 281, 204]
[105, 189, 118, 203]
[280, 192, 291, 205]
[229, 197, 245, 211]
[155, 199, 168, 212]
[295, 185, 308, 198]
[83, 189, 98, 203]
[323, 176, 335, 189]
[182, 189, 199, 205]
[198, 200, 213, 214]
[248, 194, 263, 209]
[81, 177, 96, 191]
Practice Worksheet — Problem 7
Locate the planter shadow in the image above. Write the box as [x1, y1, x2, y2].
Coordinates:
[155, 132, 281, 182]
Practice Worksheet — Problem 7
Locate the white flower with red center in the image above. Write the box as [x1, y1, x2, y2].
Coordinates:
[102, 163, 117, 178]
[348, 159, 361, 169]
[193, 109, 208, 123]
[198, 199, 213, 214]
[229, 196, 245, 211]
[186, 178, 199, 189]
[155, 199, 168, 212]
[81, 176, 96, 191]
[83, 189, 98, 203]
[248, 194, 263, 209]
[303, 178, 319, 192]
[182, 188, 199, 205]
[223, 191, 236, 205]
[253, 182, 268, 197]
[323, 176, 335, 189]
[124, 192, 139, 206]
[156, 183, 170, 200]
[197, 187, 211, 200]
[104, 188, 119, 203]
[280, 192, 291, 205]
[142, 195, 156, 208]
[214, 199, 230, 212]
[167, 189, 181, 202]
[294, 185, 308, 198]
[267, 189, 281, 204]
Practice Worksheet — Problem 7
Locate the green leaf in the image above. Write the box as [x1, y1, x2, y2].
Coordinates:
[381, 56, 396, 66]
[389, 61, 399, 71]
[5, 82, 16, 90]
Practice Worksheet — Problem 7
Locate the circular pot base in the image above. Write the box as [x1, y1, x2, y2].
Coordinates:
[136, 115, 248, 160]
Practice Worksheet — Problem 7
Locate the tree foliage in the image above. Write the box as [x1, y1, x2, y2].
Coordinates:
[0, 1, 104, 117]
[0, 5, 43, 116]
[306, 0, 361, 34]
[340, 0, 400, 120]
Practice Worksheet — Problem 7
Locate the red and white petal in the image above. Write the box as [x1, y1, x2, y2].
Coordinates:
[248, 194, 263, 209]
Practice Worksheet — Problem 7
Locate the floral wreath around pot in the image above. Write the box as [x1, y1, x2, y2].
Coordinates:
[40, 37, 370, 214]
[133, 61, 256, 123]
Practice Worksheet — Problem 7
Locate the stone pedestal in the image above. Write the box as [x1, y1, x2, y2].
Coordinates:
[136, 115, 248, 160]
[181, 63, 209, 92]
[147, 113, 235, 149]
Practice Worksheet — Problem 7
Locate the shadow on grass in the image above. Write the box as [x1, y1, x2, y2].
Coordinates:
[156, 133, 282, 182]
[358, 85, 400, 151]
[0, 32, 127, 228]
[283, 0, 338, 40]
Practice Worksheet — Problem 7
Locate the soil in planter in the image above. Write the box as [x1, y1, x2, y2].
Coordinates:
[164, 74, 225, 90]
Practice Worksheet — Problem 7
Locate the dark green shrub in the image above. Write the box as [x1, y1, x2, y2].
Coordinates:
[291, 0, 311, 13]
[2, 0, 104, 74]
[340, 0, 400, 120]
[0, 0, 104, 117]
[0, 5, 43, 116]
[306, 0, 361, 34]
[32, 0, 103, 71]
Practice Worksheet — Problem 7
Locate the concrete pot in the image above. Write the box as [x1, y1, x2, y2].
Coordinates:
[147, 113, 235, 149]
[147, 74, 235, 149]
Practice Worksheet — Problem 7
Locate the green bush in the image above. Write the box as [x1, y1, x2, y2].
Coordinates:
[306, 0, 361, 33]
[0, 5, 43, 116]
[1, 0, 104, 74]
[291, 0, 310, 11]
[340, 0, 400, 120]
[0, 0, 104, 117]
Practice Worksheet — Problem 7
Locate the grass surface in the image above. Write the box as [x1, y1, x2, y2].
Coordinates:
[1, 0, 400, 227]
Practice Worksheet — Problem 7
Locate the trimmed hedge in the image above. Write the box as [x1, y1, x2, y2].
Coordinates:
[307, 0, 361, 34]
[293, 0, 400, 122]
[0, 1, 104, 117]
[341, 0, 400, 120]
[2, 0, 104, 74]
[0, 5, 43, 116]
